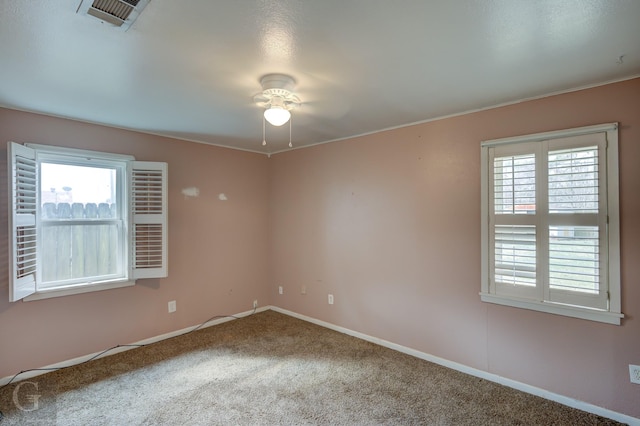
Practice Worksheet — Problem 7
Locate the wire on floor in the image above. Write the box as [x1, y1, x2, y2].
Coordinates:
[0, 306, 256, 396]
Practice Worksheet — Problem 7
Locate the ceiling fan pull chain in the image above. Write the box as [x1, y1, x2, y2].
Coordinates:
[262, 115, 267, 146]
[289, 117, 293, 148]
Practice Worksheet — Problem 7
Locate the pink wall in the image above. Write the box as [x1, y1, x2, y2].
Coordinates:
[269, 78, 640, 418]
[1, 78, 638, 419]
[0, 109, 271, 377]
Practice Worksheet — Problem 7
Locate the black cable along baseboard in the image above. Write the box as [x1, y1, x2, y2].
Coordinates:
[0, 307, 256, 422]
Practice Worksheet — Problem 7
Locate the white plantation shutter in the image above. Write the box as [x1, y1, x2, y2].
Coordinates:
[130, 161, 168, 279]
[547, 145, 599, 214]
[489, 144, 539, 300]
[493, 153, 536, 215]
[481, 123, 621, 324]
[8, 142, 38, 301]
[494, 225, 536, 287]
[546, 136, 607, 309]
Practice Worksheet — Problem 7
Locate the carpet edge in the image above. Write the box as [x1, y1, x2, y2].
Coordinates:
[270, 306, 639, 426]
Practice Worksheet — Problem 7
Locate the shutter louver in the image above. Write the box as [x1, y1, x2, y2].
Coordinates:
[130, 161, 167, 279]
[549, 226, 599, 293]
[8, 142, 38, 301]
[495, 225, 536, 287]
[494, 154, 536, 215]
[548, 146, 598, 214]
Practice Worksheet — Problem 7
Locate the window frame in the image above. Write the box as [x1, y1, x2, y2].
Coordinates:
[8, 142, 168, 302]
[37, 151, 129, 289]
[480, 123, 622, 325]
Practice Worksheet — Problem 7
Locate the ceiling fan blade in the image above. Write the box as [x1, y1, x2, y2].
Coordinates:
[294, 74, 352, 120]
[297, 98, 351, 120]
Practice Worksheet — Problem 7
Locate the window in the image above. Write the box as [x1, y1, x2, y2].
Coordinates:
[8, 142, 168, 301]
[480, 123, 622, 325]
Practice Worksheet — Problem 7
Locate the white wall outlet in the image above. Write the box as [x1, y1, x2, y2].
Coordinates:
[253, 299, 258, 309]
[278, 286, 283, 295]
[301, 285, 307, 295]
[168, 300, 176, 313]
[328, 294, 334, 305]
[630, 364, 640, 384]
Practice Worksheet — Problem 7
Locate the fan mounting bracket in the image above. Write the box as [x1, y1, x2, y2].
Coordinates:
[254, 74, 301, 110]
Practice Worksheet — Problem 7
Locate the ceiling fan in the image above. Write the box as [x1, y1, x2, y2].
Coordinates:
[254, 74, 301, 147]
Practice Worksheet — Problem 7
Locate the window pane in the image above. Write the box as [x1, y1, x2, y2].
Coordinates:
[494, 154, 535, 214]
[549, 226, 599, 294]
[40, 223, 121, 287]
[494, 225, 536, 286]
[39, 162, 123, 286]
[548, 146, 598, 213]
[40, 163, 117, 217]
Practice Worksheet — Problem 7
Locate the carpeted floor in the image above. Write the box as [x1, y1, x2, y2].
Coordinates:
[0, 310, 624, 425]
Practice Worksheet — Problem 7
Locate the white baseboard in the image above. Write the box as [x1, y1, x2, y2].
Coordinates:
[271, 306, 639, 426]
[2, 304, 637, 425]
[0, 305, 269, 387]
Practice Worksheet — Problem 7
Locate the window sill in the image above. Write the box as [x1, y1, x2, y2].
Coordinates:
[24, 280, 135, 301]
[480, 293, 624, 325]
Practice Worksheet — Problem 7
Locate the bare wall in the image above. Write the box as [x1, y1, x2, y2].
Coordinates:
[0, 108, 271, 378]
[268, 78, 640, 418]
[1, 78, 638, 419]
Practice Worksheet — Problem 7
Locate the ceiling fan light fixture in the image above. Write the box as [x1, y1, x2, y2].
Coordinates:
[254, 74, 300, 122]
[264, 106, 291, 126]
[254, 73, 301, 147]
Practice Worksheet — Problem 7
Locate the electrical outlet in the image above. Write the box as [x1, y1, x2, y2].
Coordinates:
[278, 286, 283, 295]
[253, 300, 258, 309]
[168, 300, 176, 313]
[328, 294, 334, 305]
[301, 285, 306, 295]
[630, 365, 640, 384]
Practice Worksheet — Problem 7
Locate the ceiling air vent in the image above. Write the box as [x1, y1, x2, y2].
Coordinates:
[77, 0, 151, 30]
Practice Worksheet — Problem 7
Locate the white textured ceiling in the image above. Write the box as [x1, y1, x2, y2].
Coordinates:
[0, 0, 639, 154]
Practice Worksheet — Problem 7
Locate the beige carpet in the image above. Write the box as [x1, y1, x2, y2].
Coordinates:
[0, 310, 623, 425]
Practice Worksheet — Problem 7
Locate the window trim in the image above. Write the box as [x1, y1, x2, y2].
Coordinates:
[24, 280, 135, 301]
[37, 152, 129, 288]
[480, 123, 622, 325]
[8, 142, 168, 302]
